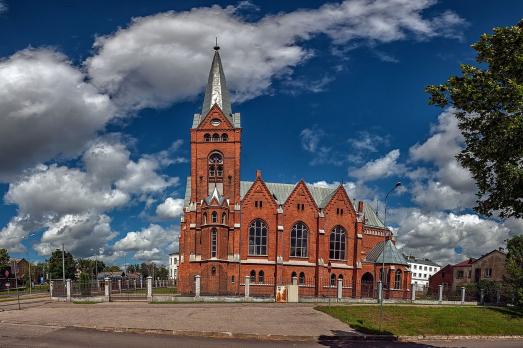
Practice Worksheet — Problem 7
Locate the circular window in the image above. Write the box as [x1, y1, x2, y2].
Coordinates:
[211, 119, 221, 126]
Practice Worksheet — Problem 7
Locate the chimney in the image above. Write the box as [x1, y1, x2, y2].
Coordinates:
[256, 170, 262, 179]
[357, 201, 364, 213]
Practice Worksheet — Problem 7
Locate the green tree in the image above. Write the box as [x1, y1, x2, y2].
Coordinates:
[48, 249, 76, 280]
[0, 248, 9, 266]
[77, 259, 106, 277]
[426, 20, 523, 218]
[505, 235, 523, 306]
[104, 265, 121, 272]
[156, 265, 169, 280]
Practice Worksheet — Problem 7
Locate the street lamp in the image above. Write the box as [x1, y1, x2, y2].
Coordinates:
[379, 182, 401, 333]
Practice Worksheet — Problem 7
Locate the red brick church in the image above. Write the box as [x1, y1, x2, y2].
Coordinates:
[178, 45, 411, 298]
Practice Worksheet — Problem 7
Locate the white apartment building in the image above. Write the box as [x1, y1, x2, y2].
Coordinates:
[168, 253, 179, 280]
[405, 256, 440, 290]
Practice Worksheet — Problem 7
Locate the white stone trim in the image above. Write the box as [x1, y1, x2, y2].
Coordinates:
[277, 225, 284, 231]
[329, 263, 353, 269]
[282, 260, 316, 267]
[189, 223, 196, 228]
[357, 233, 363, 239]
[240, 259, 273, 264]
[319, 229, 325, 234]
[234, 223, 241, 228]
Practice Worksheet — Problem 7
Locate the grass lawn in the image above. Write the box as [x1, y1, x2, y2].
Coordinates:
[152, 287, 178, 295]
[316, 305, 523, 336]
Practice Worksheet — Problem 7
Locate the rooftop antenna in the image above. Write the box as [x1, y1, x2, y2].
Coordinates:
[214, 37, 220, 51]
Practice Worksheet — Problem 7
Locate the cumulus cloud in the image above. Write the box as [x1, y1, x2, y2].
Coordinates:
[86, 0, 465, 110]
[408, 109, 477, 211]
[0, 49, 115, 180]
[310, 180, 376, 203]
[0, 138, 178, 254]
[393, 208, 523, 264]
[156, 198, 185, 219]
[0, 1, 6, 14]
[350, 149, 405, 182]
[113, 224, 179, 262]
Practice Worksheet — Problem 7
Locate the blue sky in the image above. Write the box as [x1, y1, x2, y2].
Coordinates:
[0, 0, 522, 266]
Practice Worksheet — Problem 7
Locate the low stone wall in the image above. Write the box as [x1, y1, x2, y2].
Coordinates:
[151, 295, 274, 303]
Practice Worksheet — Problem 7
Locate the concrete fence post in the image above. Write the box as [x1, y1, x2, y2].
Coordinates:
[377, 281, 383, 304]
[195, 275, 201, 298]
[337, 278, 343, 301]
[104, 277, 111, 302]
[147, 276, 153, 300]
[66, 279, 71, 302]
[480, 288, 485, 305]
[461, 287, 466, 304]
[411, 283, 416, 301]
[438, 284, 443, 304]
[118, 279, 122, 293]
[244, 275, 250, 298]
[49, 280, 54, 299]
[140, 277, 143, 288]
[133, 279, 137, 290]
[292, 276, 297, 286]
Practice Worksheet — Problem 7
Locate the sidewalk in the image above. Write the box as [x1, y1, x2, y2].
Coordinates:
[0, 302, 357, 341]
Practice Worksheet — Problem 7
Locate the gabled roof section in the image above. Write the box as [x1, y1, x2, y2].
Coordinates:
[204, 185, 226, 206]
[365, 240, 409, 265]
[201, 48, 232, 118]
[363, 203, 385, 228]
[283, 180, 318, 209]
[453, 258, 476, 267]
[241, 176, 278, 208]
[197, 103, 234, 129]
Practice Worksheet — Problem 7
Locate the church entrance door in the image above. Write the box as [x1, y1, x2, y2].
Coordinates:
[361, 272, 374, 298]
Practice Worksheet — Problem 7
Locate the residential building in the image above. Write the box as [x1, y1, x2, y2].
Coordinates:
[177, 46, 411, 298]
[404, 256, 440, 290]
[168, 253, 179, 280]
[429, 249, 507, 291]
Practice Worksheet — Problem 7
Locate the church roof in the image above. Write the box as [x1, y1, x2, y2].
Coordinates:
[201, 48, 232, 118]
[184, 177, 386, 228]
[204, 185, 226, 205]
[365, 240, 409, 265]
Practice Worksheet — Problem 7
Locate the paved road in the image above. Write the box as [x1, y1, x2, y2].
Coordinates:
[1, 323, 523, 348]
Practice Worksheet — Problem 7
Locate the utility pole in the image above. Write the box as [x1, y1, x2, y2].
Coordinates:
[28, 261, 32, 295]
[62, 243, 65, 284]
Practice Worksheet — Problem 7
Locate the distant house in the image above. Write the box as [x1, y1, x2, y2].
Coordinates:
[429, 249, 507, 291]
[168, 253, 179, 280]
[404, 255, 441, 290]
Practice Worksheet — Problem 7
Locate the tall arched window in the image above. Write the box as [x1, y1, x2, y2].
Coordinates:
[204, 133, 211, 142]
[329, 226, 346, 260]
[210, 228, 217, 258]
[290, 222, 308, 257]
[291, 271, 297, 282]
[250, 270, 256, 282]
[222, 212, 227, 224]
[221, 133, 228, 142]
[211, 211, 218, 223]
[248, 219, 267, 255]
[212, 133, 220, 142]
[330, 273, 337, 286]
[394, 270, 402, 289]
[208, 152, 223, 178]
[258, 270, 264, 283]
[299, 272, 305, 285]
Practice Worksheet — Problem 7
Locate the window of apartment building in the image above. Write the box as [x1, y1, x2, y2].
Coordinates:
[424, 266, 427, 271]
[484, 268, 493, 278]
[429, 267, 432, 272]
[211, 228, 217, 258]
[413, 265, 417, 270]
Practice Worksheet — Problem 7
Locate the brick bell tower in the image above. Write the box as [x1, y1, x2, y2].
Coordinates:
[180, 43, 241, 295]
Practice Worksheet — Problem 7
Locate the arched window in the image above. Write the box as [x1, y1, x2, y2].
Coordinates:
[330, 273, 337, 286]
[211, 211, 218, 223]
[248, 220, 267, 255]
[221, 133, 228, 142]
[329, 226, 346, 260]
[204, 133, 211, 142]
[222, 212, 227, 224]
[290, 222, 308, 257]
[203, 213, 207, 225]
[394, 270, 402, 289]
[258, 270, 264, 283]
[211, 228, 217, 258]
[208, 152, 223, 178]
[291, 271, 297, 282]
[299, 272, 305, 285]
[212, 133, 220, 142]
[250, 270, 256, 282]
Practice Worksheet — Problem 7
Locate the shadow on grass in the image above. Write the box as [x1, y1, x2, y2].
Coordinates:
[317, 330, 438, 348]
[483, 305, 523, 319]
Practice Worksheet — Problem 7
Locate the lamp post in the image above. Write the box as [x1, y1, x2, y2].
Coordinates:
[379, 182, 401, 333]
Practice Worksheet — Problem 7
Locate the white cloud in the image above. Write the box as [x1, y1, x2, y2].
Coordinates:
[86, 1, 465, 110]
[0, 49, 115, 180]
[351, 149, 404, 182]
[113, 224, 179, 262]
[156, 198, 185, 219]
[408, 109, 477, 211]
[310, 180, 376, 203]
[393, 208, 523, 264]
[0, 138, 178, 255]
[0, 1, 6, 14]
